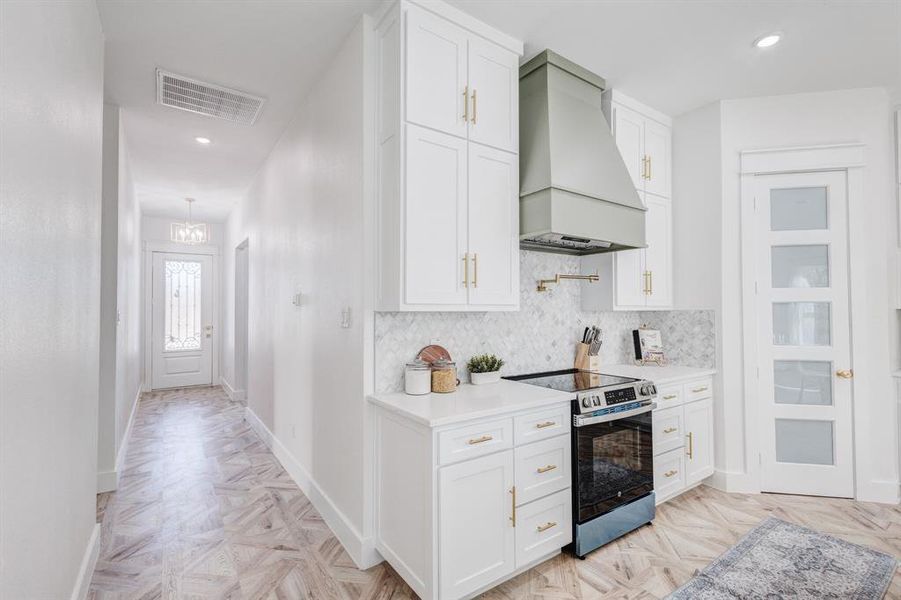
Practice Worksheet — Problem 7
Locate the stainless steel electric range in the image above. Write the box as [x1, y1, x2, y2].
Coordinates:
[506, 369, 658, 558]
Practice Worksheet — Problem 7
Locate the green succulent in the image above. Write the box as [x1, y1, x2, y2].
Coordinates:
[467, 354, 505, 374]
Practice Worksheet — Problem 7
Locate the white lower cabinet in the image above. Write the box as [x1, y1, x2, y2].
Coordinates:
[439, 450, 516, 599]
[374, 400, 572, 600]
[651, 377, 715, 503]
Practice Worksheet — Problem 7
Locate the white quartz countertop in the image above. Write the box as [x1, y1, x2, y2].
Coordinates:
[599, 364, 716, 385]
[368, 380, 573, 428]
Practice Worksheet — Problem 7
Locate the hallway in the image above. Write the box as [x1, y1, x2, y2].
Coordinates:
[88, 387, 413, 599]
[89, 387, 901, 600]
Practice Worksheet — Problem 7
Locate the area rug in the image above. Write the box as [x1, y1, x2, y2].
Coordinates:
[668, 516, 897, 599]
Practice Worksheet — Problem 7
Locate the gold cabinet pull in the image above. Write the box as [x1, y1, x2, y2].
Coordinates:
[468, 434, 492, 445]
[462, 253, 469, 287]
[664, 469, 678, 478]
[691, 386, 708, 393]
[536, 521, 557, 533]
[535, 420, 555, 429]
[663, 394, 677, 400]
[648, 271, 653, 295]
[536, 464, 557, 474]
[471, 88, 477, 124]
[663, 427, 677, 434]
[686, 432, 694, 459]
[509, 486, 516, 527]
[643, 271, 651, 295]
[641, 156, 648, 180]
[472, 253, 478, 288]
[462, 86, 469, 121]
[647, 155, 652, 180]
[836, 369, 853, 379]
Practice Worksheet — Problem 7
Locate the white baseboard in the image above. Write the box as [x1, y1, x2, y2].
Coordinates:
[243, 406, 381, 569]
[96, 384, 142, 493]
[70, 523, 100, 600]
[220, 376, 246, 402]
[856, 479, 901, 504]
[708, 469, 760, 494]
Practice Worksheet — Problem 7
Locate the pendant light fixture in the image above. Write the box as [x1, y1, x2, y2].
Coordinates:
[170, 197, 209, 245]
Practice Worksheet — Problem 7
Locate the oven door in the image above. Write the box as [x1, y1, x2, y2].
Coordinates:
[573, 407, 654, 524]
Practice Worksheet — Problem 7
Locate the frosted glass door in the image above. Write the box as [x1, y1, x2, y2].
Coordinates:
[754, 171, 853, 498]
[151, 252, 214, 389]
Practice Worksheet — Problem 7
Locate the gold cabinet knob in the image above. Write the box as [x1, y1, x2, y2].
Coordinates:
[836, 369, 853, 379]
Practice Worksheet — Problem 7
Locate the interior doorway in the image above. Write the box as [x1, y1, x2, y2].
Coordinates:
[234, 239, 249, 400]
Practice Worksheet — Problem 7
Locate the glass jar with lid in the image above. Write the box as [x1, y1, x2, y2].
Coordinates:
[404, 359, 431, 396]
[430, 358, 459, 393]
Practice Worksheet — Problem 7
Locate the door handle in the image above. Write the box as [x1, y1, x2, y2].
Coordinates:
[462, 254, 469, 288]
[471, 88, 477, 124]
[536, 464, 557, 474]
[472, 253, 478, 288]
[462, 86, 469, 122]
[836, 369, 853, 379]
[686, 432, 694, 459]
[509, 486, 516, 527]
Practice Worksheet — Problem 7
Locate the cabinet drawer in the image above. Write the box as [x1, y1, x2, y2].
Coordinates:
[514, 404, 569, 445]
[652, 406, 684, 456]
[656, 384, 682, 410]
[654, 447, 685, 502]
[514, 489, 571, 567]
[514, 434, 571, 505]
[438, 417, 513, 466]
[684, 378, 713, 402]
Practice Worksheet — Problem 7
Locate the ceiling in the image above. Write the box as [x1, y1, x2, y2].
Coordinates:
[98, 0, 380, 222]
[447, 0, 900, 115]
[100, 0, 900, 222]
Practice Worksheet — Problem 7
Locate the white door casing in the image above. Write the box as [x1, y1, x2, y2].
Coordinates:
[151, 252, 214, 389]
[753, 171, 854, 497]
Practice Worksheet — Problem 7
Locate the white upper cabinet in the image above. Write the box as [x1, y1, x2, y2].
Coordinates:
[582, 91, 673, 311]
[405, 124, 469, 305]
[375, 0, 523, 312]
[405, 7, 469, 139]
[467, 36, 519, 153]
[468, 144, 519, 306]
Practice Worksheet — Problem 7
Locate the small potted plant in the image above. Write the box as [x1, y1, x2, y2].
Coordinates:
[467, 354, 505, 385]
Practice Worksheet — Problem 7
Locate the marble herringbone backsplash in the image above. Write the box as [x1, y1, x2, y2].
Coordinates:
[374, 251, 715, 393]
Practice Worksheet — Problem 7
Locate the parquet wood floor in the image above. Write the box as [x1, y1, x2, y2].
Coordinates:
[89, 386, 900, 599]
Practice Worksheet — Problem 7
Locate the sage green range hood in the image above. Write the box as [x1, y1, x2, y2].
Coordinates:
[519, 50, 646, 255]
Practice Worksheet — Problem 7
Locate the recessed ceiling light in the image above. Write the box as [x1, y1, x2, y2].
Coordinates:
[753, 33, 781, 48]
[195, 136, 211, 144]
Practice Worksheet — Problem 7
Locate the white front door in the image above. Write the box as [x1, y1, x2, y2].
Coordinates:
[151, 252, 214, 389]
[754, 171, 854, 497]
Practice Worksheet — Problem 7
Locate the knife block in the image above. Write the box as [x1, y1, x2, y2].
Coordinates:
[574, 342, 600, 372]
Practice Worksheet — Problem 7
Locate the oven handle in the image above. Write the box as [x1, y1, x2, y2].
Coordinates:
[573, 402, 656, 427]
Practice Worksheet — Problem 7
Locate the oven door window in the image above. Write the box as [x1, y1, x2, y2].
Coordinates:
[575, 412, 654, 523]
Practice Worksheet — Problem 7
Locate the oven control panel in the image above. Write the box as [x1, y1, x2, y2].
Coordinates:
[576, 380, 657, 414]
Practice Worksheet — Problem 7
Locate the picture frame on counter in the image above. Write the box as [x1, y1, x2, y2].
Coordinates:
[633, 326, 667, 365]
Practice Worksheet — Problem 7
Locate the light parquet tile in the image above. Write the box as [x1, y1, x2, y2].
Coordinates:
[89, 386, 900, 600]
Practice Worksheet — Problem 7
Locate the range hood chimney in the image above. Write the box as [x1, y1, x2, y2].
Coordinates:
[519, 50, 646, 255]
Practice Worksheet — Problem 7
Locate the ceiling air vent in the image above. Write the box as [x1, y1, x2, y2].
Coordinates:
[156, 69, 265, 125]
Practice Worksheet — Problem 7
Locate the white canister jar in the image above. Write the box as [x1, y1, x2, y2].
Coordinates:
[404, 359, 431, 395]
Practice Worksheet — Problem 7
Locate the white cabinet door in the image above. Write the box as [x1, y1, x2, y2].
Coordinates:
[405, 124, 468, 305]
[643, 118, 670, 198]
[644, 195, 672, 307]
[612, 104, 645, 189]
[684, 398, 714, 486]
[439, 450, 515, 600]
[614, 248, 646, 308]
[405, 5, 468, 139]
[468, 143, 518, 306]
[467, 36, 518, 153]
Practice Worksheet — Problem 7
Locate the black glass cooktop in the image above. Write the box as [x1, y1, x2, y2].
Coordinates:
[505, 369, 639, 394]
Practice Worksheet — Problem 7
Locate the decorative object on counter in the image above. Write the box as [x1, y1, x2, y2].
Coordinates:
[404, 359, 432, 396]
[632, 325, 667, 365]
[536, 271, 599, 292]
[575, 326, 602, 371]
[467, 354, 505, 385]
[430, 358, 460, 393]
[416, 344, 451, 364]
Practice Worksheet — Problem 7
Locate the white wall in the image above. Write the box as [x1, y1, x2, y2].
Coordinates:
[221, 19, 372, 564]
[676, 87, 898, 503]
[0, 1, 105, 598]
